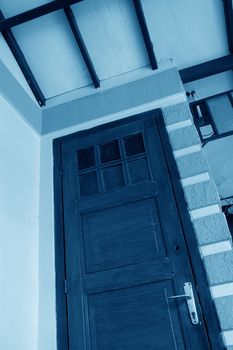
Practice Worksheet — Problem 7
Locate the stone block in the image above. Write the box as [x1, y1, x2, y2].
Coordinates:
[183, 179, 220, 210]
[193, 213, 231, 245]
[168, 125, 200, 151]
[162, 102, 193, 125]
[215, 296, 233, 330]
[176, 151, 209, 178]
[204, 250, 233, 285]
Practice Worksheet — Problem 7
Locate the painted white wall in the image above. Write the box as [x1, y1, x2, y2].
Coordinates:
[0, 95, 40, 350]
[38, 136, 57, 350]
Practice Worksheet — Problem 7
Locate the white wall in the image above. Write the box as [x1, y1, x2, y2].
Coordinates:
[0, 96, 40, 350]
[38, 136, 57, 350]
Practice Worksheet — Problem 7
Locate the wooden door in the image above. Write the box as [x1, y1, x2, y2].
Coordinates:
[59, 111, 211, 349]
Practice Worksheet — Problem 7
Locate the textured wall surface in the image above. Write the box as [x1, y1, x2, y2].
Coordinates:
[162, 101, 233, 349]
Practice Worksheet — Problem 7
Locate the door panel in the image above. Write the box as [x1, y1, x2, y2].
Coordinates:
[82, 198, 164, 273]
[88, 281, 184, 350]
[60, 111, 211, 350]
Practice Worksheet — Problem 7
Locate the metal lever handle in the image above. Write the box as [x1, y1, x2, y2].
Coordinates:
[168, 282, 199, 325]
[168, 293, 191, 300]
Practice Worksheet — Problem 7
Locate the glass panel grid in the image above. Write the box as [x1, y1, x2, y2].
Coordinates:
[100, 140, 121, 164]
[77, 146, 95, 170]
[123, 133, 145, 157]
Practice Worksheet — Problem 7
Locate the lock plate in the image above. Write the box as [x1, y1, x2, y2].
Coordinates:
[183, 282, 199, 325]
[168, 282, 199, 325]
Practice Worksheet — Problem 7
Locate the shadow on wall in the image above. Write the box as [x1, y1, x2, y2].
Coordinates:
[38, 137, 57, 350]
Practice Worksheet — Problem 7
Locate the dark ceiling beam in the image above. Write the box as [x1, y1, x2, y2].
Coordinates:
[0, 11, 45, 106]
[64, 7, 100, 88]
[0, 0, 83, 31]
[179, 55, 233, 83]
[133, 0, 158, 70]
[222, 0, 233, 53]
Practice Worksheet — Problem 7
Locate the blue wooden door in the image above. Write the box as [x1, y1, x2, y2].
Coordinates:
[61, 112, 210, 349]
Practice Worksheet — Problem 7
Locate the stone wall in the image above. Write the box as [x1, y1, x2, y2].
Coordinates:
[162, 101, 233, 349]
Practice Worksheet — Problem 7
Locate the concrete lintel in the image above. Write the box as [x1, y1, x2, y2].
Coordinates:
[42, 67, 185, 134]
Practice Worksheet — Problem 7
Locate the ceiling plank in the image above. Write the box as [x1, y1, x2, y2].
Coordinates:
[0, 0, 83, 31]
[0, 11, 45, 106]
[133, 0, 158, 70]
[223, 0, 233, 53]
[179, 55, 233, 83]
[64, 6, 100, 88]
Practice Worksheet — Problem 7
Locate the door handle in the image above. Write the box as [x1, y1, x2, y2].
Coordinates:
[168, 282, 199, 325]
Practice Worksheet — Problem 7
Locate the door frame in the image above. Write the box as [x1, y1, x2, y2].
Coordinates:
[53, 109, 224, 350]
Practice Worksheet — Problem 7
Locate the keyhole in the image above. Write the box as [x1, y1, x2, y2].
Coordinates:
[175, 245, 180, 251]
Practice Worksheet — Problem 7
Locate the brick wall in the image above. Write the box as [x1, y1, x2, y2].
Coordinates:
[162, 102, 233, 349]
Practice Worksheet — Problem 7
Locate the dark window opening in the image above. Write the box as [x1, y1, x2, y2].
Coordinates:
[100, 140, 121, 163]
[123, 133, 145, 157]
[77, 146, 95, 170]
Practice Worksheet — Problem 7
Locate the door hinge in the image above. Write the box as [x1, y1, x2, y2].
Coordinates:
[59, 167, 63, 177]
[64, 279, 68, 295]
